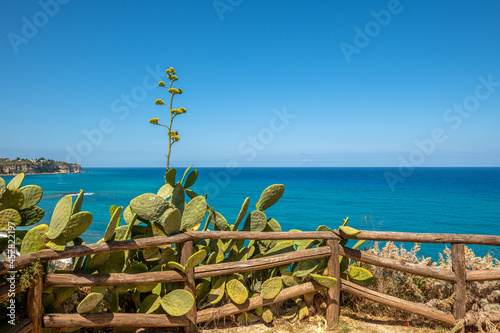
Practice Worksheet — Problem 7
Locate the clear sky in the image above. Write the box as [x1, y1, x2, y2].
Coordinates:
[1, 1, 499, 167]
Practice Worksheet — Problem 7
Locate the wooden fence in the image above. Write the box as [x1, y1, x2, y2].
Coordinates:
[2, 230, 500, 333]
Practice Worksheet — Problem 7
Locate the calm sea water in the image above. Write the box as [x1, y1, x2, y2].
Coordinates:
[4, 167, 500, 260]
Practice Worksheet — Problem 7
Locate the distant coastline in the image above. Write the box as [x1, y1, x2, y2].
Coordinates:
[0, 157, 82, 176]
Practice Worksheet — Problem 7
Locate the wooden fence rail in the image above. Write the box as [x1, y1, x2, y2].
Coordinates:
[2, 230, 500, 333]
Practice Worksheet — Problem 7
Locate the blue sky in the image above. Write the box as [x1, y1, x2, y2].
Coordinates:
[1, 1, 499, 167]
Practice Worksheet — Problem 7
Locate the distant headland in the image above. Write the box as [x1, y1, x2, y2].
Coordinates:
[0, 157, 82, 175]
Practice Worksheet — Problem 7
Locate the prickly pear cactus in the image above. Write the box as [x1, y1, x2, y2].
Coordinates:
[261, 276, 282, 299]
[256, 184, 284, 212]
[180, 195, 207, 231]
[77, 292, 104, 313]
[130, 193, 170, 221]
[160, 289, 194, 316]
[47, 196, 73, 239]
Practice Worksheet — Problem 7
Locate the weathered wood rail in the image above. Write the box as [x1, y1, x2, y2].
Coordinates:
[2, 230, 500, 333]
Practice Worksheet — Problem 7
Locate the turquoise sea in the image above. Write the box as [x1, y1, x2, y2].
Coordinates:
[3, 167, 500, 260]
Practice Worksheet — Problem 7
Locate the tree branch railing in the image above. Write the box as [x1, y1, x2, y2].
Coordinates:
[2, 230, 499, 333]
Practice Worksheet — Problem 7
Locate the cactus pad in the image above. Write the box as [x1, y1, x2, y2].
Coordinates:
[47, 195, 73, 239]
[256, 184, 284, 212]
[77, 292, 104, 313]
[348, 266, 374, 285]
[54, 287, 77, 308]
[46, 234, 66, 251]
[167, 261, 185, 272]
[0, 188, 24, 211]
[6, 173, 24, 189]
[183, 169, 198, 188]
[211, 211, 229, 231]
[282, 272, 299, 287]
[171, 183, 185, 213]
[20, 224, 49, 255]
[298, 303, 309, 320]
[339, 225, 361, 236]
[0, 208, 22, 231]
[61, 211, 93, 242]
[261, 306, 273, 323]
[157, 183, 174, 199]
[234, 197, 250, 230]
[261, 277, 282, 299]
[138, 294, 161, 313]
[161, 208, 182, 235]
[242, 210, 267, 232]
[180, 196, 207, 231]
[71, 190, 84, 215]
[130, 193, 169, 221]
[160, 289, 194, 316]
[265, 240, 295, 257]
[165, 168, 176, 187]
[0, 177, 5, 194]
[19, 185, 43, 210]
[226, 277, 248, 304]
[98, 250, 125, 274]
[208, 275, 227, 304]
[293, 258, 327, 277]
[19, 206, 45, 227]
[104, 206, 123, 241]
[309, 273, 337, 289]
[184, 249, 207, 271]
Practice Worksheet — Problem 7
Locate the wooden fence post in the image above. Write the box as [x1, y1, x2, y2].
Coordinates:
[180, 240, 197, 333]
[452, 243, 466, 333]
[26, 273, 43, 333]
[326, 239, 341, 328]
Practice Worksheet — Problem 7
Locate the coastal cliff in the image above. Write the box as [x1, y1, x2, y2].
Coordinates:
[0, 158, 82, 175]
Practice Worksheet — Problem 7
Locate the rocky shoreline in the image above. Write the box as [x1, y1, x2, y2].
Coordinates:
[0, 158, 82, 176]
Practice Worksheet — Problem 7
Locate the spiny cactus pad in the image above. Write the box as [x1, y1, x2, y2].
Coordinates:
[165, 168, 176, 187]
[6, 173, 24, 189]
[309, 273, 337, 289]
[98, 251, 125, 274]
[61, 211, 93, 242]
[184, 249, 207, 271]
[47, 195, 73, 239]
[19, 206, 45, 227]
[20, 224, 49, 255]
[265, 240, 295, 257]
[157, 183, 174, 199]
[161, 208, 182, 235]
[261, 306, 273, 323]
[130, 193, 169, 221]
[54, 287, 77, 308]
[0, 177, 5, 194]
[183, 169, 198, 189]
[293, 258, 327, 277]
[282, 272, 299, 287]
[171, 183, 185, 213]
[261, 276, 283, 299]
[237, 312, 258, 326]
[160, 289, 194, 316]
[46, 234, 66, 251]
[0, 188, 24, 211]
[77, 292, 104, 313]
[256, 184, 284, 212]
[211, 211, 229, 231]
[104, 206, 123, 241]
[226, 277, 248, 304]
[167, 261, 185, 272]
[339, 225, 361, 236]
[19, 185, 43, 210]
[0, 208, 22, 231]
[71, 190, 84, 215]
[348, 266, 374, 284]
[242, 210, 267, 232]
[138, 294, 161, 314]
[208, 275, 227, 304]
[234, 197, 250, 230]
[180, 196, 207, 231]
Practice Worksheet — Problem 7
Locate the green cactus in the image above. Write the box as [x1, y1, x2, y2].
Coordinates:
[165, 168, 176, 187]
[160, 289, 194, 316]
[339, 225, 361, 236]
[54, 287, 77, 309]
[138, 294, 161, 313]
[19, 185, 43, 210]
[170, 183, 185, 213]
[0, 176, 5, 194]
[71, 190, 84, 215]
[211, 211, 229, 231]
[208, 275, 227, 304]
[46, 234, 66, 251]
[226, 276, 248, 304]
[104, 206, 123, 241]
[183, 168, 198, 189]
[180, 195, 207, 231]
[261, 306, 273, 323]
[184, 249, 207, 271]
[242, 210, 267, 232]
[157, 183, 174, 199]
[0, 188, 24, 211]
[0, 208, 22, 231]
[256, 184, 284, 212]
[19, 206, 45, 227]
[234, 197, 250, 230]
[348, 266, 374, 286]
[20, 224, 49, 255]
[61, 211, 93, 242]
[130, 193, 170, 221]
[77, 292, 104, 313]
[47, 196, 73, 240]
[160, 208, 182, 235]
[261, 276, 282, 299]
[293, 258, 327, 278]
[237, 312, 258, 325]
[309, 273, 337, 289]
[6, 173, 24, 189]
